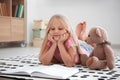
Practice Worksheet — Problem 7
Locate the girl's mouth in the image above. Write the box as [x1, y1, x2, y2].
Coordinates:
[53, 35, 60, 41]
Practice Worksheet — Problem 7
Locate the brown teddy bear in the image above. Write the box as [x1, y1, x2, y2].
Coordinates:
[85, 27, 115, 70]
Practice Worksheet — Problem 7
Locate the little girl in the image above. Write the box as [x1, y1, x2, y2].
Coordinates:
[39, 14, 88, 67]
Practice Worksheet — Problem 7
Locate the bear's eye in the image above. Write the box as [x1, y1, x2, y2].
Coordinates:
[88, 35, 90, 37]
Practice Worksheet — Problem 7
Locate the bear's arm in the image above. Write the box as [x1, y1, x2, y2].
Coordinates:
[104, 44, 115, 70]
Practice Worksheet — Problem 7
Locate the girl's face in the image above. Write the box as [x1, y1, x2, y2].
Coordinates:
[49, 18, 67, 41]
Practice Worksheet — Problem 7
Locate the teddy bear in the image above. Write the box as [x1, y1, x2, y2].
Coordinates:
[85, 27, 115, 70]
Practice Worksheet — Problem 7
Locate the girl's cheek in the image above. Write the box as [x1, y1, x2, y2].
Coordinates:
[49, 31, 53, 35]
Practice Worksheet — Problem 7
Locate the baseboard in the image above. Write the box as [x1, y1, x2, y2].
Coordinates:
[111, 44, 120, 49]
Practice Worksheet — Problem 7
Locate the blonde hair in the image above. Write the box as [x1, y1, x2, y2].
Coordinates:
[40, 14, 81, 56]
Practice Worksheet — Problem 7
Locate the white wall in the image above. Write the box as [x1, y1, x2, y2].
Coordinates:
[26, 0, 120, 45]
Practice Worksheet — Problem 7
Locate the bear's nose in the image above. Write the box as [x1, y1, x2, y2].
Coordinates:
[85, 40, 87, 42]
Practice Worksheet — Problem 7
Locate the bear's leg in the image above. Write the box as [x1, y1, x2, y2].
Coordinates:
[86, 56, 107, 69]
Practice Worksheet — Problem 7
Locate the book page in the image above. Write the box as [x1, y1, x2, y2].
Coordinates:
[2, 64, 79, 79]
[31, 64, 79, 79]
[3, 65, 48, 76]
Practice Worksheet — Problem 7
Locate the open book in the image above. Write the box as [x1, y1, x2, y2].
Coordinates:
[2, 64, 79, 79]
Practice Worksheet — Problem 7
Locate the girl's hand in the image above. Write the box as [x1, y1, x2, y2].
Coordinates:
[48, 34, 56, 43]
[58, 33, 69, 43]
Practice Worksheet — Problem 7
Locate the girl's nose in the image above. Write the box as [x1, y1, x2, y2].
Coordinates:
[54, 29, 58, 33]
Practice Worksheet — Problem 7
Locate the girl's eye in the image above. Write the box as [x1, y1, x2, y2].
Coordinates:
[59, 28, 63, 30]
[88, 34, 90, 37]
[51, 28, 55, 30]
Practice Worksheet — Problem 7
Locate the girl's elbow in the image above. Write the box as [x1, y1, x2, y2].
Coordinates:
[39, 58, 51, 65]
[42, 62, 51, 65]
[65, 61, 75, 67]
[66, 63, 74, 67]
[41, 60, 51, 65]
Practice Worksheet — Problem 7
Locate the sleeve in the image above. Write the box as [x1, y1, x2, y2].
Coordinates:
[47, 40, 52, 47]
[65, 38, 77, 48]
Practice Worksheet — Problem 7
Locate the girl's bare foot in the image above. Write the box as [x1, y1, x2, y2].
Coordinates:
[76, 21, 87, 41]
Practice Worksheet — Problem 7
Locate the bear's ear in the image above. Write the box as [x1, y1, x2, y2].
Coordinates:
[96, 28, 102, 37]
